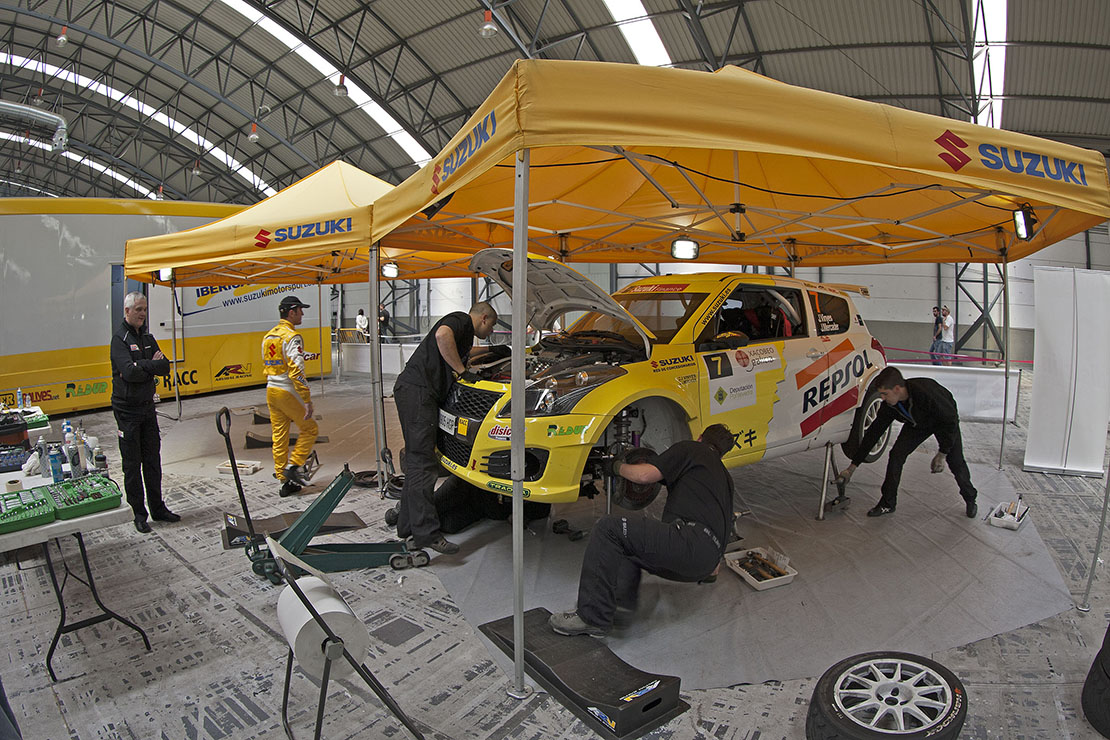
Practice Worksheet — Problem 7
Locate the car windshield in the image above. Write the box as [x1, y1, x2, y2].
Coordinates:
[570, 292, 709, 344]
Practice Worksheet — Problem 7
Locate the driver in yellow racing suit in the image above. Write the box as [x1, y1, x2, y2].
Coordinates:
[262, 295, 318, 496]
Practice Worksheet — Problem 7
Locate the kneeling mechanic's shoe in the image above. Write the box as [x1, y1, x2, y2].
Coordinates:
[384, 507, 399, 527]
[424, 535, 459, 555]
[867, 503, 896, 517]
[279, 480, 302, 497]
[549, 610, 608, 637]
[965, 499, 978, 518]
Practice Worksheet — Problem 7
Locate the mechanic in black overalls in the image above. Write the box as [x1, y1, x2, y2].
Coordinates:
[550, 424, 735, 637]
[110, 291, 180, 533]
[837, 365, 978, 519]
[391, 302, 497, 555]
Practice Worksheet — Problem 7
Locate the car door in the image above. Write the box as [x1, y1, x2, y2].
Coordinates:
[796, 289, 874, 448]
[696, 282, 810, 461]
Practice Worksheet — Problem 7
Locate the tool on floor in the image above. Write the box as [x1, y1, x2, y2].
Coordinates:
[824, 454, 851, 511]
[217, 408, 427, 585]
[267, 536, 425, 740]
[551, 518, 585, 541]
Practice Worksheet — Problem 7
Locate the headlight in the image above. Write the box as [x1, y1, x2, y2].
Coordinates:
[498, 366, 627, 417]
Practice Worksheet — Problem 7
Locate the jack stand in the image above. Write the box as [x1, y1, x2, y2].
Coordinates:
[301, 450, 320, 483]
[217, 408, 424, 585]
[270, 541, 425, 740]
[817, 443, 850, 520]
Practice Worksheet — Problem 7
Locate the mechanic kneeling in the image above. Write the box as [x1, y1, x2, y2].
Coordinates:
[550, 424, 735, 637]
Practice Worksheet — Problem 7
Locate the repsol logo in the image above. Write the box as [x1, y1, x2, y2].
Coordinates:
[65, 381, 108, 398]
[801, 351, 873, 413]
[260, 217, 354, 247]
[431, 111, 496, 194]
[160, 370, 199, 388]
[978, 144, 1089, 186]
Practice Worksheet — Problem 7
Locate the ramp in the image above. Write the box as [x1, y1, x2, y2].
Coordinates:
[479, 608, 688, 739]
[244, 431, 329, 448]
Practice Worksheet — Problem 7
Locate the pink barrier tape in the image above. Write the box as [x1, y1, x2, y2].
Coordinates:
[885, 346, 1033, 365]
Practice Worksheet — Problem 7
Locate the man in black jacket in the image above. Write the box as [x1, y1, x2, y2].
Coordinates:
[837, 365, 978, 519]
[110, 292, 180, 533]
[549, 424, 735, 637]
[392, 302, 497, 555]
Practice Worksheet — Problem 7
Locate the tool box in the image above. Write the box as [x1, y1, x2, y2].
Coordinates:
[725, 546, 797, 590]
[988, 501, 1029, 531]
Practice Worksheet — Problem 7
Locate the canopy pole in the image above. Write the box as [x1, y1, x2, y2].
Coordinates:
[165, 278, 182, 421]
[508, 149, 533, 701]
[369, 247, 388, 497]
[317, 282, 325, 398]
[998, 248, 1010, 470]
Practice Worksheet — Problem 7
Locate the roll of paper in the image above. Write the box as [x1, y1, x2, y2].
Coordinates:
[276, 576, 369, 680]
[5, 479, 22, 493]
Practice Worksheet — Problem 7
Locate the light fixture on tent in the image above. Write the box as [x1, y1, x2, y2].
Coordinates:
[334, 74, 348, 97]
[55, 26, 68, 47]
[381, 262, 399, 278]
[159, 267, 173, 282]
[671, 237, 699, 260]
[479, 10, 498, 38]
[1013, 204, 1037, 240]
[248, 122, 260, 143]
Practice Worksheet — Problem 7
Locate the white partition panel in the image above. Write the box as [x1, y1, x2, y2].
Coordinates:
[891, 364, 1020, 422]
[1023, 267, 1110, 476]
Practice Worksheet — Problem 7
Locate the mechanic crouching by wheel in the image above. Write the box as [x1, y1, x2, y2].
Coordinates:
[549, 424, 736, 637]
[837, 365, 978, 519]
[392, 302, 498, 555]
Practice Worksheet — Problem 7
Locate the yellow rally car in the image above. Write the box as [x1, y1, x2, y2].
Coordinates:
[435, 249, 891, 505]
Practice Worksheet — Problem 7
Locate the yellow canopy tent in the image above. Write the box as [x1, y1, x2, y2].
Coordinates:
[124, 160, 477, 285]
[372, 60, 1109, 267]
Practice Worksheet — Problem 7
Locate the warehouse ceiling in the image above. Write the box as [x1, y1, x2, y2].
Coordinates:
[1, 0, 1107, 203]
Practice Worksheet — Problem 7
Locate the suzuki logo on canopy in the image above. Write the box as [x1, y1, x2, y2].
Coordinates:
[255, 218, 354, 249]
[936, 130, 970, 171]
[431, 110, 497, 195]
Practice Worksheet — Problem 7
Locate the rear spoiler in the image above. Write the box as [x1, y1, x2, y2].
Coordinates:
[821, 283, 870, 298]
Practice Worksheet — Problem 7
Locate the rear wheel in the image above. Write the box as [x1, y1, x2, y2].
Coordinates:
[841, 388, 890, 464]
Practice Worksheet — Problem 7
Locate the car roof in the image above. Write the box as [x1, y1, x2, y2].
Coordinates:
[615, 272, 853, 296]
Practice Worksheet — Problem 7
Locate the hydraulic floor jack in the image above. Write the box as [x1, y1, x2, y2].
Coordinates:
[216, 408, 429, 585]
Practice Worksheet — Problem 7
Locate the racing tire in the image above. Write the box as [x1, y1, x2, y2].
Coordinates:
[841, 388, 891, 464]
[1082, 655, 1110, 738]
[806, 651, 967, 740]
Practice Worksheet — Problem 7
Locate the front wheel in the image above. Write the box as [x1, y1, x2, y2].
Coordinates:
[841, 388, 890, 464]
[806, 651, 967, 739]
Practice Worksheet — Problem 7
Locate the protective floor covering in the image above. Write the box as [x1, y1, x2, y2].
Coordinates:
[434, 445, 1074, 690]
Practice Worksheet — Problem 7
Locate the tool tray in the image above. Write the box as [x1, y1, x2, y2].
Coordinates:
[725, 546, 797, 591]
[0, 486, 57, 534]
[47, 475, 122, 519]
[988, 501, 1029, 531]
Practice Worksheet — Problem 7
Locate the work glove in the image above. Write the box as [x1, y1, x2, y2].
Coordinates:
[606, 454, 626, 479]
[458, 370, 481, 383]
[931, 451, 947, 474]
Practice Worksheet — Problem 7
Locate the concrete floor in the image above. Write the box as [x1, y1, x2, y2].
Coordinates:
[2, 370, 1108, 739]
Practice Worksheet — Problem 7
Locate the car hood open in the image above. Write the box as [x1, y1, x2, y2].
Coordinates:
[469, 248, 653, 355]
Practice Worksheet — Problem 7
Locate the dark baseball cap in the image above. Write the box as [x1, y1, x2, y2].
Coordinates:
[279, 295, 310, 310]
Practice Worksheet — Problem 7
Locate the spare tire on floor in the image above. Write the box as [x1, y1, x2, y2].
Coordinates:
[806, 651, 967, 739]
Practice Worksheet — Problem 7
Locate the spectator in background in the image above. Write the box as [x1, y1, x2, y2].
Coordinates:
[354, 309, 369, 342]
[929, 306, 943, 365]
[938, 305, 955, 366]
[378, 303, 391, 340]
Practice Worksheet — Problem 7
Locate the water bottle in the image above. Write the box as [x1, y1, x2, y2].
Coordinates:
[15, 388, 22, 409]
[48, 446, 64, 483]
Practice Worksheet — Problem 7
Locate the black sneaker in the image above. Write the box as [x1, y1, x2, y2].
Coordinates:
[965, 499, 978, 518]
[280, 480, 302, 497]
[283, 464, 308, 487]
[867, 503, 896, 517]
